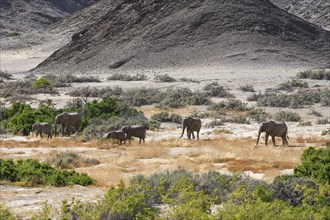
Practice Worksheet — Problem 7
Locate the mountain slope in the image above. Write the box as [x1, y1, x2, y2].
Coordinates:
[36, 0, 330, 73]
[0, 0, 99, 36]
[271, 0, 330, 31]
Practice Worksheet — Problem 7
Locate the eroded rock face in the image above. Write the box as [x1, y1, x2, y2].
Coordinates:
[0, 0, 100, 36]
[35, 0, 330, 74]
[271, 0, 330, 31]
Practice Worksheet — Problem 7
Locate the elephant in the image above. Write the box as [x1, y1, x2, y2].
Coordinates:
[32, 122, 52, 138]
[107, 130, 126, 145]
[180, 116, 202, 140]
[256, 121, 289, 146]
[55, 112, 82, 137]
[121, 125, 146, 144]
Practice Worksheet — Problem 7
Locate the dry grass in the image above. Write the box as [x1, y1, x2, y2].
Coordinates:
[1, 133, 325, 187]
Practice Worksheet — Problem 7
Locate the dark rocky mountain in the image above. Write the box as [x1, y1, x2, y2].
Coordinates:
[0, 0, 99, 36]
[35, 0, 330, 73]
[271, 0, 330, 31]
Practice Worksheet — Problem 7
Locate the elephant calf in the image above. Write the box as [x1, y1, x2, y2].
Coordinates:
[107, 130, 126, 145]
[32, 122, 52, 138]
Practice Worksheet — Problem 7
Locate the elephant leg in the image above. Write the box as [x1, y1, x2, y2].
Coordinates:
[61, 124, 65, 136]
[271, 136, 276, 146]
[281, 136, 285, 145]
[40, 132, 43, 138]
[197, 132, 199, 140]
[265, 133, 269, 145]
[192, 132, 195, 140]
[36, 131, 39, 138]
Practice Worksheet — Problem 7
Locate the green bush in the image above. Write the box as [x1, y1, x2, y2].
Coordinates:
[274, 111, 301, 122]
[0, 159, 95, 186]
[298, 121, 312, 126]
[294, 146, 330, 184]
[32, 77, 51, 90]
[0, 204, 16, 220]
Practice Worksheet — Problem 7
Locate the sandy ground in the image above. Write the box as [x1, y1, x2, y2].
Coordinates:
[1, 43, 330, 218]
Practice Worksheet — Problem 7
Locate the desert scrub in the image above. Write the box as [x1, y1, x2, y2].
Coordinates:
[159, 88, 211, 108]
[239, 84, 255, 92]
[179, 77, 199, 83]
[321, 128, 330, 136]
[209, 99, 249, 111]
[256, 89, 328, 108]
[316, 118, 329, 124]
[294, 146, 330, 184]
[68, 86, 123, 99]
[222, 115, 250, 124]
[203, 82, 235, 98]
[274, 111, 301, 122]
[44, 73, 100, 87]
[247, 108, 269, 123]
[0, 70, 13, 80]
[296, 69, 330, 80]
[308, 109, 322, 117]
[205, 119, 224, 128]
[151, 112, 182, 123]
[124, 88, 164, 106]
[107, 73, 147, 81]
[0, 159, 95, 186]
[213, 128, 233, 134]
[298, 121, 312, 126]
[49, 151, 99, 169]
[154, 73, 176, 82]
[276, 78, 308, 91]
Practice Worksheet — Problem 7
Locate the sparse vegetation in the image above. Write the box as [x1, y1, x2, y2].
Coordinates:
[49, 151, 99, 169]
[151, 112, 182, 124]
[255, 89, 329, 108]
[205, 119, 224, 128]
[107, 73, 147, 81]
[213, 128, 233, 134]
[239, 84, 255, 92]
[0, 159, 95, 186]
[44, 73, 101, 87]
[276, 78, 308, 91]
[274, 111, 301, 122]
[179, 77, 199, 83]
[296, 69, 330, 80]
[298, 121, 312, 126]
[154, 73, 176, 82]
[0, 70, 13, 80]
[316, 118, 329, 125]
[247, 108, 269, 123]
[308, 109, 322, 117]
[203, 82, 235, 98]
[321, 128, 330, 136]
[209, 99, 249, 111]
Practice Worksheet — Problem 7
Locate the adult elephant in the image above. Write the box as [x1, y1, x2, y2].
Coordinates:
[121, 125, 146, 144]
[256, 121, 288, 146]
[55, 112, 82, 137]
[180, 116, 201, 140]
[32, 122, 52, 138]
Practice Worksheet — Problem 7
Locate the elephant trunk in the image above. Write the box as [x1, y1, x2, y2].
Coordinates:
[180, 124, 186, 138]
[256, 128, 262, 146]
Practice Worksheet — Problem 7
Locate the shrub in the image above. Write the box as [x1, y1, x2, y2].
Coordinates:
[205, 119, 224, 128]
[247, 108, 269, 123]
[298, 121, 312, 126]
[276, 79, 308, 91]
[239, 84, 255, 92]
[247, 93, 263, 101]
[151, 112, 182, 123]
[68, 86, 123, 99]
[179, 78, 199, 83]
[125, 88, 164, 106]
[32, 77, 51, 90]
[107, 73, 147, 81]
[308, 109, 322, 117]
[296, 69, 330, 80]
[317, 118, 329, 124]
[225, 115, 250, 124]
[0, 70, 13, 80]
[154, 74, 176, 82]
[213, 128, 233, 134]
[321, 128, 330, 136]
[203, 82, 234, 98]
[294, 146, 330, 184]
[274, 111, 301, 122]
[49, 151, 99, 169]
[209, 99, 249, 111]
[0, 159, 95, 186]
[0, 204, 16, 220]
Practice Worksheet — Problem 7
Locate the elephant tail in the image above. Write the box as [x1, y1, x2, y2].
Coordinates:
[180, 124, 186, 138]
[287, 134, 289, 140]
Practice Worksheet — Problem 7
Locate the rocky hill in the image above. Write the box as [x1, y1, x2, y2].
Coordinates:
[271, 0, 330, 30]
[35, 0, 330, 73]
[0, 0, 99, 36]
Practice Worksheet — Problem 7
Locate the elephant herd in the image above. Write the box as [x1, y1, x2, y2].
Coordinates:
[32, 112, 289, 146]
